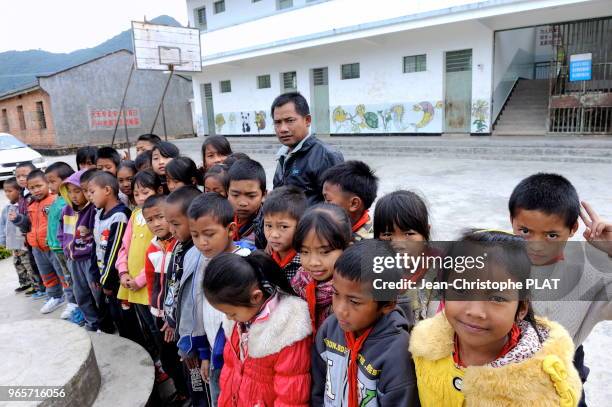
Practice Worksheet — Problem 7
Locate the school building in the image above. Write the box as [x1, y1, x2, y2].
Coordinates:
[185, 0, 612, 137]
[0, 50, 194, 148]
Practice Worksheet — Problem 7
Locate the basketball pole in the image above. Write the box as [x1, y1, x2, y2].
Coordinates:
[150, 63, 174, 137]
[111, 61, 135, 157]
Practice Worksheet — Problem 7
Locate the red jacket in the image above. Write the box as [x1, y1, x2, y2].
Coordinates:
[26, 194, 56, 250]
[219, 295, 312, 407]
[144, 236, 177, 317]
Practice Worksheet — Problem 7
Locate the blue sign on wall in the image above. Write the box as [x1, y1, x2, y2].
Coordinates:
[569, 53, 592, 82]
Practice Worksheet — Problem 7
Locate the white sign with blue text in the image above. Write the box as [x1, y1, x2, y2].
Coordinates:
[569, 53, 592, 82]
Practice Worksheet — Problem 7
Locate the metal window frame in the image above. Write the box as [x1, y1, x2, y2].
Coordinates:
[220, 80, 232, 93]
[341, 63, 360, 80]
[257, 74, 271, 89]
[214, 0, 226, 14]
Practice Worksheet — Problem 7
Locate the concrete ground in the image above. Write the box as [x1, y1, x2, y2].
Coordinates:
[1, 136, 611, 405]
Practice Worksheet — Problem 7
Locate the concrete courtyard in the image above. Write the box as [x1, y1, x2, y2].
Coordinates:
[1, 136, 611, 405]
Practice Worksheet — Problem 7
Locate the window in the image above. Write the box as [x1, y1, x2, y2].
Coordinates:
[252, 0, 262, 2]
[446, 49, 472, 72]
[282, 71, 297, 91]
[17, 105, 26, 130]
[195, 7, 207, 30]
[341, 63, 360, 80]
[403, 54, 427, 73]
[277, 0, 293, 10]
[36, 101, 47, 129]
[214, 0, 225, 14]
[257, 74, 271, 89]
[1, 109, 8, 132]
[220, 80, 232, 93]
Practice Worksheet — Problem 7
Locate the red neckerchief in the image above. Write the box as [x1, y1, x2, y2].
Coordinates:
[452, 323, 521, 368]
[345, 327, 374, 407]
[305, 280, 317, 338]
[271, 249, 297, 269]
[232, 214, 250, 241]
[351, 210, 370, 233]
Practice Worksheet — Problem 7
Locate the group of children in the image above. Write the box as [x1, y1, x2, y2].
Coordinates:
[2, 131, 611, 407]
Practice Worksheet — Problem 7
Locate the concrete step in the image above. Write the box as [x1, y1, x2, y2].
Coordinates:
[0, 319, 153, 407]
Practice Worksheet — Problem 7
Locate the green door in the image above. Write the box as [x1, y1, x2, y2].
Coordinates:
[444, 49, 472, 133]
[311, 67, 330, 135]
[201, 83, 215, 136]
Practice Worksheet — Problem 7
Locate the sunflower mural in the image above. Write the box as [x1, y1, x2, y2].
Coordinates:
[471, 100, 489, 133]
[214, 114, 226, 133]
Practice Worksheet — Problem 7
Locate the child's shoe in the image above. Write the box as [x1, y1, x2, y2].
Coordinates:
[24, 286, 36, 296]
[14, 284, 31, 293]
[70, 309, 85, 326]
[60, 303, 78, 320]
[31, 290, 46, 300]
[40, 297, 65, 314]
[154, 363, 169, 383]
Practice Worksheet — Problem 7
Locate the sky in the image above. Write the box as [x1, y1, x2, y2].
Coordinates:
[0, 0, 189, 53]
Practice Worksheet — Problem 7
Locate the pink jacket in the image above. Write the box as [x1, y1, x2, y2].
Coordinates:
[219, 295, 312, 407]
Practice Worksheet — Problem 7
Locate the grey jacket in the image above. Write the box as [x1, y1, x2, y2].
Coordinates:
[0, 204, 25, 250]
[312, 308, 420, 407]
[176, 246, 209, 358]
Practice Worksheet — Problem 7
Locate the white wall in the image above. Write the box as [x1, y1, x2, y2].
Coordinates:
[191, 20, 494, 135]
[187, 0, 329, 32]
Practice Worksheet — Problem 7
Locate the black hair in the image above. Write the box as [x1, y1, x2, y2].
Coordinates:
[167, 156, 203, 186]
[202, 136, 232, 162]
[334, 239, 402, 304]
[96, 147, 121, 168]
[293, 203, 352, 252]
[132, 169, 161, 192]
[80, 168, 101, 184]
[166, 185, 201, 214]
[227, 158, 266, 193]
[187, 192, 233, 226]
[321, 160, 378, 210]
[270, 91, 310, 117]
[117, 160, 137, 175]
[203, 251, 293, 307]
[26, 169, 46, 182]
[89, 171, 119, 197]
[76, 146, 98, 167]
[3, 177, 21, 190]
[204, 164, 230, 192]
[152, 141, 180, 159]
[374, 190, 430, 240]
[15, 162, 36, 172]
[45, 162, 75, 180]
[135, 150, 152, 171]
[263, 186, 307, 221]
[509, 173, 579, 228]
[142, 194, 166, 211]
[223, 152, 250, 168]
[442, 229, 542, 342]
[137, 133, 161, 144]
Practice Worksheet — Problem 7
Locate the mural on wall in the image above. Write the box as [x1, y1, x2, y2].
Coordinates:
[331, 101, 444, 133]
[471, 99, 490, 133]
[214, 110, 274, 135]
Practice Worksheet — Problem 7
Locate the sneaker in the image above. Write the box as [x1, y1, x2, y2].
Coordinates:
[60, 303, 78, 320]
[24, 287, 36, 296]
[40, 297, 65, 314]
[70, 308, 85, 326]
[14, 284, 31, 293]
[31, 290, 47, 300]
[154, 364, 170, 383]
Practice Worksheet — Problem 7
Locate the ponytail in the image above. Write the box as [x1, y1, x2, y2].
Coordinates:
[203, 251, 293, 307]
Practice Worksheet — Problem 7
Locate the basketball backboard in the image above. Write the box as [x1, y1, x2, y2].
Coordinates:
[132, 21, 202, 72]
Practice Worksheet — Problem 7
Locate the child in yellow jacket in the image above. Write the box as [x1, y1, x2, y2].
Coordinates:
[409, 230, 582, 407]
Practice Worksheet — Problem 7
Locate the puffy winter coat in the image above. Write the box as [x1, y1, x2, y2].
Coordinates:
[218, 295, 312, 407]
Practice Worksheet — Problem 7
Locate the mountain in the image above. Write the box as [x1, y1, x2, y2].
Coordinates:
[0, 15, 182, 95]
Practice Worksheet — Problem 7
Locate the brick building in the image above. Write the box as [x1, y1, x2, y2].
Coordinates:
[0, 49, 194, 147]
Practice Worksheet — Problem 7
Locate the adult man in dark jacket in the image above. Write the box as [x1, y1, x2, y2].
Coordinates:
[272, 92, 343, 205]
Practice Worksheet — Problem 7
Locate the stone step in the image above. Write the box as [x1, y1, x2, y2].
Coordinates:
[0, 319, 153, 407]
